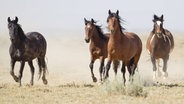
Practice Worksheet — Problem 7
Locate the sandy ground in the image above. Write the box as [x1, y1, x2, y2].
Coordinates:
[0, 32, 184, 103]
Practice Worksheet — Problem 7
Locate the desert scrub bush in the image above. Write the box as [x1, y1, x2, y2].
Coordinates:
[102, 72, 148, 97]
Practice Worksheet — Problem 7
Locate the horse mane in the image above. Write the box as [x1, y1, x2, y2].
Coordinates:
[16, 23, 26, 40]
[94, 24, 108, 41]
[107, 13, 126, 33]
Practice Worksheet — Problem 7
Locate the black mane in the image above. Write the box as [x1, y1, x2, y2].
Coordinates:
[94, 24, 108, 41]
[16, 23, 26, 40]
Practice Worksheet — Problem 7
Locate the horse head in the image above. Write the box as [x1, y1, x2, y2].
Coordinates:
[153, 14, 165, 38]
[84, 18, 96, 43]
[7, 17, 20, 43]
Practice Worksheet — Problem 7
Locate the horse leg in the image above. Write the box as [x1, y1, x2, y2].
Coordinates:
[121, 62, 126, 85]
[89, 60, 97, 82]
[10, 59, 18, 82]
[113, 60, 119, 78]
[40, 58, 48, 85]
[99, 58, 105, 82]
[18, 61, 25, 86]
[151, 56, 157, 80]
[104, 60, 112, 80]
[37, 58, 42, 80]
[162, 56, 169, 79]
[127, 58, 136, 82]
[156, 59, 162, 77]
[28, 61, 35, 86]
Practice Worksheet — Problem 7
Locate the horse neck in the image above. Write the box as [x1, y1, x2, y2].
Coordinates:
[12, 27, 27, 48]
[18, 26, 27, 41]
[90, 28, 104, 45]
[110, 26, 124, 41]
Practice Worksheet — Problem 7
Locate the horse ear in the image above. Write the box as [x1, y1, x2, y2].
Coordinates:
[153, 14, 157, 19]
[161, 14, 164, 21]
[116, 10, 119, 15]
[108, 10, 112, 15]
[15, 16, 18, 23]
[91, 18, 95, 24]
[84, 18, 88, 25]
[153, 14, 158, 22]
[7, 17, 11, 23]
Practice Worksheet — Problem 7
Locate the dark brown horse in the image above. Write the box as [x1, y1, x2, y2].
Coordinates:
[146, 14, 174, 80]
[8, 17, 48, 86]
[84, 18, 119, 83]
[104, 10, 142, 84]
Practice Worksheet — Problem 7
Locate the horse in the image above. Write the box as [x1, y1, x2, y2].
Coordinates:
[7, 17, 48, 86]
[146, 14, 174, 80]
[104, 10, 142, 85]
[84, 18, 120, 83]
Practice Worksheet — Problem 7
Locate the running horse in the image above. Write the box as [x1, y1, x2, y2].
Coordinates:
[84, 18, 119, 83]
[104, 10, 142, 84]
[146, 14, 174, 80]
[7, 17, 48, 86]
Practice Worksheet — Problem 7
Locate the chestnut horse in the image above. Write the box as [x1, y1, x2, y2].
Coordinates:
[84, 18, 119, 82]
[7, 17, 48, 86]
[104, 10, 142, 84]
[146, 14, 174, 80]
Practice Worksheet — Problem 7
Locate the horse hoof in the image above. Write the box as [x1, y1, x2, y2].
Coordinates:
[93, 77, 97, 83]
[30, 82, 34, 86]
[14, 76, 19, 82]
[98, 81, 103, 86]
[43, 79, 48, 85]
[162, 72, 168, 79]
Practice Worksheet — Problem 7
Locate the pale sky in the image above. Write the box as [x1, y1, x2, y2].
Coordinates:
[0, 0, 183, 36]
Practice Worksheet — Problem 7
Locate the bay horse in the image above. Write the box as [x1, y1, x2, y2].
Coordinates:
[84, 18, 120, 83]
[104, 10, 142, 85]
[146, 14, 174, 80]
[7, 17, 48, 86]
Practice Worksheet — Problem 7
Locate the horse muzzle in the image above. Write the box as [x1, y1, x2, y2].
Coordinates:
[157, 33, 163, 38]
[85, 38, 90, 43]
[110, 30, 115, 34]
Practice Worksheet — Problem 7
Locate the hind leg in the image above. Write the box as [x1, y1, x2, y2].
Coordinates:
[38, 58, 48, 85]
[113, 60, 119, 77]
[121, 62, 126, 85]
[99, 57, 105, 82]
[89, 59, 97, 82]
[28, 61, 35, 86]
[127, 58, 136, 83]
[104, 60, 112, 80]
[10, 59, 19, 82]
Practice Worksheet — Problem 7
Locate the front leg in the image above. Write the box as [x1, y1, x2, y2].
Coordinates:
[89, 60, 97, 82]
[10, 59, 18, 82]
[151, 56, 157, 80]
[18, 61, 25, 86]
[28, 61, 35, 86]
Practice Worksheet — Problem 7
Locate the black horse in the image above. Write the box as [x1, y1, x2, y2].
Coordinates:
[8, 17, 48, 86]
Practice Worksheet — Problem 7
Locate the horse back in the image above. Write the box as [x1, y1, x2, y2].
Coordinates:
[26, 32, 47, 48]
[125, 32, 142, 51]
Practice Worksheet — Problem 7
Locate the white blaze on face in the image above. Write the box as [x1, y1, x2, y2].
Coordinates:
[87, 24, 91, 29]
[156, 21, 161, 26]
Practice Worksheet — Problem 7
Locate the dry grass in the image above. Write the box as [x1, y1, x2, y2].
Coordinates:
[0, 82, 184, 104]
